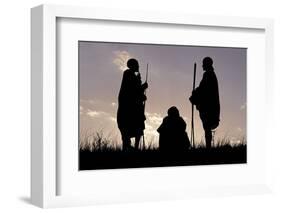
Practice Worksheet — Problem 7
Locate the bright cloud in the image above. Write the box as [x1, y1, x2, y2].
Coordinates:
[86, 110, 108, 118]
[143, 112, 164, 146]
[80, 106, 84, 115]
[146, 112, 163, 126]
[113, 50, 132, 72]
[108, 116, 117, 122]
[240, 102, 246, 110]
[86, 110, 117, 123]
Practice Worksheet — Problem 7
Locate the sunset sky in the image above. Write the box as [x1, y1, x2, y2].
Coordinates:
[79, 41, 246, 147]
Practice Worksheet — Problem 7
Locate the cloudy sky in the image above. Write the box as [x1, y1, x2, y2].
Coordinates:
[79, 41, 246, 147]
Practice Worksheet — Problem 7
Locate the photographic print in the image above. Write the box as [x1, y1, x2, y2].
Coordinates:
[79, 41, 246, 170]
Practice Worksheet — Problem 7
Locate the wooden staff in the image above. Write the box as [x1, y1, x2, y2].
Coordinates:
[142, 63, 149, 149]
[191, 63, 196, 148]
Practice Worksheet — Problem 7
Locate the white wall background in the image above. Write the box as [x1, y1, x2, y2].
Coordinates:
[0, 0, 280, 212]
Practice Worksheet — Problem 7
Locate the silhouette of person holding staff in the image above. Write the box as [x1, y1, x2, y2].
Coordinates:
[157, 106, 190, 152]
[189, 57, 220, 149]
[117, 58, 148, 151]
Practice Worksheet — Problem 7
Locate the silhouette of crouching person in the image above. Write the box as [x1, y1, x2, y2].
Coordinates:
[157, 106, 190, 152]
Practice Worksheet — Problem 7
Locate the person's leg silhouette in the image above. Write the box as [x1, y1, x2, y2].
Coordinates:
[121, 130, 131, 151]
[205, 128, 212, 149]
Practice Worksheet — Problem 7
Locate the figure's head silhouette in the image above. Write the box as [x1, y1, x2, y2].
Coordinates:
[127, 58, 139, 71]
[202, 57, 214, 72]
[167, 106, 180, 117]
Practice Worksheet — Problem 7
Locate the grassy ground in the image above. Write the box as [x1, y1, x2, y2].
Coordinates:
[79, 146, 246, 170]
[79, 131, 246, 170]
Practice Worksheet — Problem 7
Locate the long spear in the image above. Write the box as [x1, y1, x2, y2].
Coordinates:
[142, 63, 149, 149]
[191, 63, 196, 148]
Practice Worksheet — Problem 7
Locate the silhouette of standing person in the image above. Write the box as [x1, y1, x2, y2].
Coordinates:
[157, 106, 190, 152]
[189, 57, 220, 149]
[117, 58, 148, 151]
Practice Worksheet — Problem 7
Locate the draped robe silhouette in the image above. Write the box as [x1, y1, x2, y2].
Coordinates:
[117, 59, 147, 150]
[189, 57, 220, 149]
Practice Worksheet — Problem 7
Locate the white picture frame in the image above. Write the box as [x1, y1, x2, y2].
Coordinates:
[31, 4, 274, 208]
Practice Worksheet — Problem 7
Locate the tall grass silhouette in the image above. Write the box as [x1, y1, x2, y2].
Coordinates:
[79, 130, 157, 152]
[79, 130, 247, 170]
[79, 130, 246, 151]
[79, 130, 119, 152]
